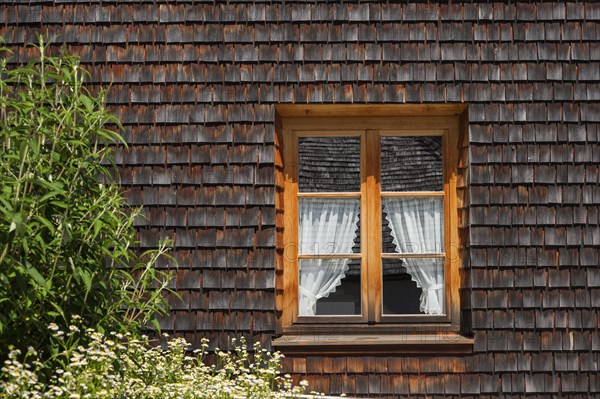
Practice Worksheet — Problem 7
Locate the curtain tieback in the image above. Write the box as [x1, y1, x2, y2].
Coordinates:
[422, 284, 443, 292]
[298, 286, 319, 303]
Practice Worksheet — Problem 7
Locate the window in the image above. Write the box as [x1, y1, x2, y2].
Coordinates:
[274, 105, 472, 353]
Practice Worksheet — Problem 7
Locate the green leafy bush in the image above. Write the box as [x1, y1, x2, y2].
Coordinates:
[0, 39, 173, 359]
[0, 322, 311, 399]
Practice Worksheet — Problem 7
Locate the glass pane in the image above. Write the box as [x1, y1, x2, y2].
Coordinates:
[381, 136, 443, 191]
[299, 198, 361, 255]
[382, 258, 445, 315]
[298, 137, 360, 192]
[299, 259, 361, 316]
[381, 197, 444, 254]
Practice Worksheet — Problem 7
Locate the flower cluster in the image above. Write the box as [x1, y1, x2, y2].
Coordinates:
[0, 324, 313, 399]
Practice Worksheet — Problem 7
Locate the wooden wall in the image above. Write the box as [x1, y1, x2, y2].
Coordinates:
[2, 1, 599, 397]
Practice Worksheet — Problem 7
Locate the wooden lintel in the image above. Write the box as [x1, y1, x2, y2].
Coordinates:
[275, 104, 468, 118]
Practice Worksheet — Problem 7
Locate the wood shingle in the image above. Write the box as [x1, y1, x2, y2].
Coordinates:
[3, 1, 599, 397]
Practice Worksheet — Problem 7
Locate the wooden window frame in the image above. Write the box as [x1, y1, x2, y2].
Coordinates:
[274, 105, 472, 353]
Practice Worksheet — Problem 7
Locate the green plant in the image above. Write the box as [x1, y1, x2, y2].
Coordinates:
[0, 323, 313, 399]
[0, 38, 173, 359]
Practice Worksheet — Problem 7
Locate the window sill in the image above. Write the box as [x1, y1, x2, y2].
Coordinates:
[272, 333, 473, 354]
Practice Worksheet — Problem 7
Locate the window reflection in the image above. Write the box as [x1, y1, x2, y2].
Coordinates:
[381, 136, 443, 192]
[298, 136, 360, 192]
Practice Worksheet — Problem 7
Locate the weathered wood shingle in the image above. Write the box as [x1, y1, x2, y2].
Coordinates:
[3, 1, 599, 397]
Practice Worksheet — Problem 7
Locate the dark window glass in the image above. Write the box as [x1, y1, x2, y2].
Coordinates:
[381, 136, 443, 191]
[381, 258, 444, 315]
[299, 260, 361, 316]
[298, 137, 360, 192]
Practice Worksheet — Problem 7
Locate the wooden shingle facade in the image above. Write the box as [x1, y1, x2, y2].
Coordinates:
[2, 1, 599, 397]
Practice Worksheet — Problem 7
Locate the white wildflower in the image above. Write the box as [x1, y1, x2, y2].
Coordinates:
[1, 328, 319, 398]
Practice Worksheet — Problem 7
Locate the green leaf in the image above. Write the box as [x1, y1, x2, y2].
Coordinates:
[93, 219, 104, 238]
[80, 95, 94, 113]
[28, 139, 40, 156]
[8, 213, 22, 233]
[80, 269, 92, 296]
[39, 189, 66, 203]
[46, 311, 61, 317]
[0, 198, 15, 217]
[50, 200, 68, 209]
[36, 179, 65, 191]
[18, 141, 27, 159]
[48, 302, 65, 319]
[26, 266, 49, 292]
[34, 215, 56, 234]
[150, 318, 161, 332]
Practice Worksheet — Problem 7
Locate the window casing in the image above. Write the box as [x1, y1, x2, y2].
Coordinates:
[274, 105, 470, 350]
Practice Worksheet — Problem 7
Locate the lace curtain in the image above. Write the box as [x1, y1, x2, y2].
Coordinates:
[298, 198, 360, 316]
[382, 197, 445, 315]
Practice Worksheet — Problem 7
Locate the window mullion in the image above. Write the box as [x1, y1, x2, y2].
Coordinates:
[365, 130, 381, 323]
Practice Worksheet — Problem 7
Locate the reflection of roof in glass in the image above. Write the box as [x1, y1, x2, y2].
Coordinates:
[298, 137, 361, 192]
[299, 136, 443, 192]
[381, 136, 443, 192]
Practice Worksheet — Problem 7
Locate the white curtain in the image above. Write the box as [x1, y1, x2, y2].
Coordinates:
[298, 198, 360, 316]
[382, 197, 445, 314]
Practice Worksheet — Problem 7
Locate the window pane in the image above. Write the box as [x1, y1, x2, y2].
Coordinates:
[381, 136, 443, 191]
[298, 137, 360, 192]
[382, 258, 445, 315]
[299, 198, 361, 254]
[299, 259, 361, 316]
[381, 197, 444, 254]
